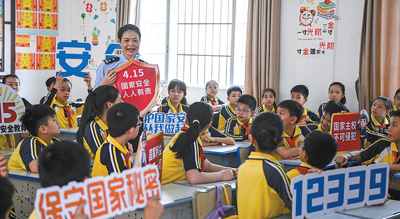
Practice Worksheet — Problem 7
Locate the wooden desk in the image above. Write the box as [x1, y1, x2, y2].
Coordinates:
[203, 142, 251, 168]
[58, 127, 78, 141]
[0, 148, 14, 159]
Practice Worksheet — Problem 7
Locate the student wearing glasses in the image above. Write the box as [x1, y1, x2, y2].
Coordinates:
[224, 95, 256, 141]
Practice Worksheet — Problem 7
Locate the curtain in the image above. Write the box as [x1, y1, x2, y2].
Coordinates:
[357, 0, 400, 111]
[115, 0, 140, 40]
[244, 0, 281, 104]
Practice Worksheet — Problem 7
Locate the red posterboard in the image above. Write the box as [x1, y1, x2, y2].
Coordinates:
[144, 132, 163, 181]
[113, 59, 160, 117]
[330, 112, 361, 151]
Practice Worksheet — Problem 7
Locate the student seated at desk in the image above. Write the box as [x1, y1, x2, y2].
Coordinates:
[365, 96, 392, 147]
[290, 85, 319, 125]
[76, 85, 121, 158]
[287, 131, 338, 180]
[237, 112, 292, 218]
[43, 71, 92, 128]
[92, 103, 142, 177]
[335, 110, 400, 200]
[158, 79, 189, 114]
[275, 100, 305, 160]
[317, 82, 349, 118]
[255, 88, 277, 116]
[201, 126, 235, 146]
[8, 105, 60, 173]
[225, 95, 256, 141]
[301, 100, 346, 136]
[200, 80, 225, 112]
[215, 86, 242, 131]
[162, 102, 237, 185]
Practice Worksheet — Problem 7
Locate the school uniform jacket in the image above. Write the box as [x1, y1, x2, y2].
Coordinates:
[83, 116, 108, 158]
[224, 117, 252, 141]
[287, 162, 321, 180]
[274, 125, 304, 160]
[43, 88, 84, 128]
[365, 115, 389, 147]
[201, 126, 228, 140]
[237, 152, 292, 218]
[298, 107, 320, 124]
[390, 105, 399, 117]
[8, 136, 59, 171]
[157, 99, 189, 114]
[200, 94, 225, 106]
[255, 104, 275, 116]
[162, 125, 205, 185]
[92, 136, 132, 177]
[216, 104, 236, 131]
[360, 139, 399, 165]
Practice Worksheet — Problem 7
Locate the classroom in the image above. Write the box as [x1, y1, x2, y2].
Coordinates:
[1, 0, 400, 218]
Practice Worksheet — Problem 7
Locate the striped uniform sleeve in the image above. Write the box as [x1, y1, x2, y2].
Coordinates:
[225, 118, 246, 140]
[71, 102, 85, 116]
[19, 138, 40, 171]
[217, 97, 225, 105]
[306, 110, 320, 124]
[360, 139, 390, 164]
[182, 141, 203, 172]
[200, 96, 206, 102]
[182, 105, 189, 113]
[100, 144, 128, 174]
[254, 106, 263, 116]
[209, 126, 226, 138]
[366, 123, 388, 144]
[263, 160, 292, 210]
[42, 87, 57, 106]
[83, 121, 105, 156]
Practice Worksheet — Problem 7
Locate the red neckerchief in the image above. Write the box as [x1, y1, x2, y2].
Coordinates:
[6, 134, 12, 148]
[124, 151, 132, 169]
[299, 115, 307, 123]
[63, 106, 73, 127]
[210, 98, 217, 106]
[241, 123, 251, 135]
[285, 136, 299, 148]
[296, 166, 310, 175]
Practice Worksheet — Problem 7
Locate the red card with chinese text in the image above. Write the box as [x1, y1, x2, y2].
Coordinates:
[144, 132, 163, 181]
[113, 59, 160, 117]
[330, 112, 361, 151]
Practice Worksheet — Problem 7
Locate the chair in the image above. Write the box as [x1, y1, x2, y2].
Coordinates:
[192, 184, 233, 219]
[236, 145, 251, 166]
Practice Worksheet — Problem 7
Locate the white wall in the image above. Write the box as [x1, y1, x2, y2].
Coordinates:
[279, 0, 364, 113]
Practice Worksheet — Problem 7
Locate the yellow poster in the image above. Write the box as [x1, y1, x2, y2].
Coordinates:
[37, 36, 56, 52]
[39, 13, 57, 30]
[39, 0, 57, 12]
[36, 54, 55, 70]
[17, 0, 37, 11]
[16, 35, 31, 47]
[16, 53, 35, 70]
[17, 11, 37, 29]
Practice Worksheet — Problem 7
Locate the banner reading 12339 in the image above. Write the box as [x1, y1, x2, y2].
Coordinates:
[35, 165, 161, 219]
[0, 84, 26, 134]
[291, 163, 389, 218]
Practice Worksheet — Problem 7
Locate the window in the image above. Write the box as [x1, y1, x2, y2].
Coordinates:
[132, 0, 248, 88]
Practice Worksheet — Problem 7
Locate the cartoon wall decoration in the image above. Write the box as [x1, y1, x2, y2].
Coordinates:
[77, 0, 117, 77]
[297, 0, 336, 57]
[299, 7, 315, 26]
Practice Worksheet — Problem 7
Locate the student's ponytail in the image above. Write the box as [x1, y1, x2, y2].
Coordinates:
[251, 112, 284, 152]
[171, 102, 213, 158]
[76, 86, 120, 144]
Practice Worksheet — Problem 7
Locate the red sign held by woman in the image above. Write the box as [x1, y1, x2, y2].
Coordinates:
[113, 59, 160, 117]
